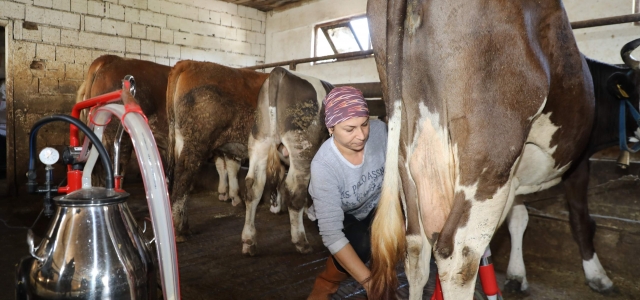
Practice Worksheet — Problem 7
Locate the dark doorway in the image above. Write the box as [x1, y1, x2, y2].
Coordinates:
[0, 26, 6, 180]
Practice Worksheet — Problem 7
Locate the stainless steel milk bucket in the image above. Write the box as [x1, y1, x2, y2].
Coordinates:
[16, 187, 156, 299]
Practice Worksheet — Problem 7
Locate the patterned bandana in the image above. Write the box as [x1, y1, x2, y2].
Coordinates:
[323, 86, 369, 129]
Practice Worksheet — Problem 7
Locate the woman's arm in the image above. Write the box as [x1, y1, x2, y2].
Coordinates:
[334, 244, 371, 292]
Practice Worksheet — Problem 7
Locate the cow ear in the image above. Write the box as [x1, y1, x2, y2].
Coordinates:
[606, 72, 635, 99]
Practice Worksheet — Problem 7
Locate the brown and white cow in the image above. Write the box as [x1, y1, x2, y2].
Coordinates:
[167, 60, 269, 241]
[242, 67, 332, 255]
[76, 55, 171, 183]
[504, 43, 640, 294]
[367, 0, 604, 299]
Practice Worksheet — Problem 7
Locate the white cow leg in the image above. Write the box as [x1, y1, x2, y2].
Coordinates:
[289, 207, 312, 254]
[214, 156, 229, 201]
[505, 202, 529, 292]
[225, 157, 242, 206]
[583, 253, 613, 292]
[241, 138, 269, 256]
[282, 158, 312, 254]
[406, 233, 431, 300]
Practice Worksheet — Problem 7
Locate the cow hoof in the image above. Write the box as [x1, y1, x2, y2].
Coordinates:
[218, 193, 229, 201]
[587, 278, 617, 294]
[242, 242, 257, 256]
[295, 242, 313, 254]
[231, 197, 242, 207]
[270, 205, 281, 214]
[504, 278, 529, 295]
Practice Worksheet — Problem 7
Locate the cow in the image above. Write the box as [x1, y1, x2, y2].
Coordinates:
[77, 56, 242, 204]
[242, 67, 332, 255]
[76, 55, 171, 184]
[366, 0, 608, 299]
[503, 42, 640, 294]
[167, 60, 269, 241]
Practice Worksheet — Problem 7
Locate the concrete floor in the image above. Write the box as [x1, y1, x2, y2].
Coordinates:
[1, 159, 639, 299]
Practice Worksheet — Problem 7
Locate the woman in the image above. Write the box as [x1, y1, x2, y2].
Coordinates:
[307, 86, 387, 299]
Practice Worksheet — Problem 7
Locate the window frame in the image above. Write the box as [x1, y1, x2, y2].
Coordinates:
[313, 15, 372, 64]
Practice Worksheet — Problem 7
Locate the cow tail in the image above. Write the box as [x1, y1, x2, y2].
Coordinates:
[75, 81, 87, 122]
[370, 101, 406, 300]
[165, 63, 182, 190]
[265, 142, 283, 199]
[264, 73, 284, 202]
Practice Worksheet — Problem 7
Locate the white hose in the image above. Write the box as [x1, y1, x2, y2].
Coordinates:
[81, 124, 104, 188]
[85, 104, 180, 300]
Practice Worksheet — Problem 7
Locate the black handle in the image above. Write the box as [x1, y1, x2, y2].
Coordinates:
[28, 114, 114, 189]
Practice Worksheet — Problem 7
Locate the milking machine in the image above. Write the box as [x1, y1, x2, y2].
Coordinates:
[15, 76, 180, 300]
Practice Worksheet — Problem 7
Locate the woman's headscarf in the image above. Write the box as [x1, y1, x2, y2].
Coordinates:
[323, 86, 369, 129]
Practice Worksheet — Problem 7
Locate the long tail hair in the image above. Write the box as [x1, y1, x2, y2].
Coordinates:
[247, 75, 284, 204]
[165, 63, 185, 190]
[369, 101, 406, 300]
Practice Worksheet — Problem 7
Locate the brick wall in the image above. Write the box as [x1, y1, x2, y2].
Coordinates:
[0, 0, 266, 198]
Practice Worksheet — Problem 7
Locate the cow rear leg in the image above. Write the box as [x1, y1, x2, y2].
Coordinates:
[288, 206, 311, 254]
[564, 158, 614, 292]
[242, 138, 270, 256]
[282, 162, 312, 254]
[405, 233, 431, 300]
[170, 135, 208, 242]
[215, 156, 229, 201]
[225, 156, 242, 206]
[504, 201, 529, 293]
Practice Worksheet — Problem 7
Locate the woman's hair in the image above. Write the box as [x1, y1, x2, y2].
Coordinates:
[323, 86, 369, 128]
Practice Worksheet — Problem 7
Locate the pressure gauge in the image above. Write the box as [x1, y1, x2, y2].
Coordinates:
[39, 147, 60, 165]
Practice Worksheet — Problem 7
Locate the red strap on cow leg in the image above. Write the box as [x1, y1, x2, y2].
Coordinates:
[479, 264, 500, 297]
[121, 103, 149, 133]
[431, 275, 444, 300]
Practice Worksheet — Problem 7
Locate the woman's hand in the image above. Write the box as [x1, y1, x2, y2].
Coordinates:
[361, 279, 372, 296]
[333, 244, 371, 293]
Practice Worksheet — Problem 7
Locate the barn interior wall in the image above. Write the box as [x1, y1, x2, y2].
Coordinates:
[0, 0, 266, 198]
[264, 0, 379, 84]
[565, 0, 640, 64]
[266, 0, 640, 83]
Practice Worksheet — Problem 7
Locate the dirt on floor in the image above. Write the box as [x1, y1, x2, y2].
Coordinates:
[1, 159, 639, 299]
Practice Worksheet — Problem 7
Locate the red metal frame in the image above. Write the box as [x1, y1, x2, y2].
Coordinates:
[60, 84, 138, 194]
[70, 89, 124, 147]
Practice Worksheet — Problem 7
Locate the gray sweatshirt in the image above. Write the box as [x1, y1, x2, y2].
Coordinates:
[308, 119, 387, 254]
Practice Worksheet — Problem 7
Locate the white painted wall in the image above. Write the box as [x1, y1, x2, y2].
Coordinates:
[266, 0, 640, 85]
[265, 0, 379, 84]
[566, 0, 640, 64]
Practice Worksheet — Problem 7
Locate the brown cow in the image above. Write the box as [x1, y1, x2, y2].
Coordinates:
[167, 60, 269, 241]
[502, 50, 640, 294]
[242, 67, 332, 255]
[76, 55, 171, 184]
[367, 0, 608, 299]
[77, 56, 242, 202]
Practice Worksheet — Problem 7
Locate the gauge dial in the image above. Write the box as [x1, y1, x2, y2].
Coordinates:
[39, 147, 60, 165]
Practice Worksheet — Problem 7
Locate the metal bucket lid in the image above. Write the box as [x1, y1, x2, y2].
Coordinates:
[54, 187, 129, 206]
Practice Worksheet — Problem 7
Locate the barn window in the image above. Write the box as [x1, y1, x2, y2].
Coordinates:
[635, 0, 640, 26]
[314, 16, 372, 64]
